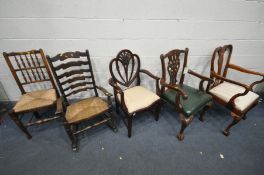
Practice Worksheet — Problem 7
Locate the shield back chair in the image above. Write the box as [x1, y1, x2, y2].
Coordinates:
[208, 44, 263, 136]
[160, 48, 213, 141]
[47, 50, 117, 151]
[109, 49, 162, 138]
[3, 49, 63, 139]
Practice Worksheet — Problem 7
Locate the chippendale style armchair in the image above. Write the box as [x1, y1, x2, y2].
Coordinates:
[109, 49, 162, 137]
[3, 49, 62, 139]
[47, 50, 117, 151]
[160, 48, 213, 141]
[208, 45, 263, 136]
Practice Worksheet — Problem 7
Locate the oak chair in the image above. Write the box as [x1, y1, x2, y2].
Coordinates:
[160, 48, 213, 140]
[3, 49, 63, 139]
[109, 49, 162, 137]
[47, 50, 117, 151]
[208, 44, 263, 136]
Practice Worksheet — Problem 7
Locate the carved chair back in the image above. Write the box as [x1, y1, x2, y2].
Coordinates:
[109, 49, 141, 89]
[210, 45, 233, 87]
[160, 48, 189, 89]
[3, 49, 56, 94]
[46, 50, 98, 106]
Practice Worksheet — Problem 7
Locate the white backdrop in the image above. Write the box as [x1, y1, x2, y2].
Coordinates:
[0, 0, 264, 100]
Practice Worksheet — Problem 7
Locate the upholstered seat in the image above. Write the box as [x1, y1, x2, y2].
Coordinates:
[162, 85, 212, 116]
[118, 86, 160, 114]
[14, 89, 57, 113]
[66, 97, 109, 123]
[209, 82, 259, 112]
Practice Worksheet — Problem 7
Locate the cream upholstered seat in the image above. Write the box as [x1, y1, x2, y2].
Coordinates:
[118, 86, 160, 114]
[66, 97, 109, 123]
[14, 89, 57, 113]
[209, 82, 259, 112]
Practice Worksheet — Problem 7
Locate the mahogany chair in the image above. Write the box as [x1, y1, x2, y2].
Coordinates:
[3, 49, 63, 139]
[47, 50, 117, 151]
[208, 44, 264, 136]
[109, 49, 162, 138]
[160, 48, 213, 140]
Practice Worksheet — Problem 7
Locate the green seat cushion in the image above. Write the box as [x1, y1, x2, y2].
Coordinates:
[161, 84, 212, 116]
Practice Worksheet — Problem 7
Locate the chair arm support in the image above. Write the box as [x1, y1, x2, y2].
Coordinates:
[160, 81, 188, 99]
[55, 97, 64, 115]
[188, 69, 214, 92]
[140, 69, 161, 95]
[96, 85, 113, 97]
[108, 78, 123, 94]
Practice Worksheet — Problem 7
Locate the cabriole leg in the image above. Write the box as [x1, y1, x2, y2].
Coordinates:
[177, 114, 193, 141]
[223, 112, 241, 136]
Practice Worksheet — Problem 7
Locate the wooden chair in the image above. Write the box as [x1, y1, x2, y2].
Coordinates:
[47, 50, 117, 151]
[3, 49, 62, 139]
[160, 48, 213, 141]
[208, 44, 264, 136]
[109, 49, 162, 138]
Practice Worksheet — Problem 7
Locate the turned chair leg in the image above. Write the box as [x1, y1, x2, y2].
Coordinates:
[155, 103, 161, 121]
[106, 111, 118, 133]
[127, 115, 133, 138]
[223, 112, 241, 136]
[199, 103, 212, 122]
[9, 111, 32, 139]
[64, 123, 78, 151]
[177, 114, 193, 141]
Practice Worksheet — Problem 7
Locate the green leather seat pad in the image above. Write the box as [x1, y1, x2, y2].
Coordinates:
[161, 84, 212, 116]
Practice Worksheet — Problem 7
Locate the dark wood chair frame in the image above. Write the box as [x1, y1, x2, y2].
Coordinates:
[3, 49, 63, 139]
[47, 50, 117, 151]
[109, 49, 163, 138]
[160, 48, 213, 140]
[208, 44, 264, 136]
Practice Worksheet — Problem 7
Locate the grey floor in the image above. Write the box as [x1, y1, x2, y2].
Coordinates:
[0, 99, 264, 175]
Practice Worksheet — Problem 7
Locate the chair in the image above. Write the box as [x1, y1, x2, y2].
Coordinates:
[47, 50, 117, 151]
[160, 48, 213, 140]
[208, 44, 264, 136]
[109, 49, 162, 137]
[3, 49, 62, 139]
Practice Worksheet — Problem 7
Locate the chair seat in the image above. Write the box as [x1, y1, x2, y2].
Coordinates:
[118, 86, 160, 114]
[209, 82, 259, 112]
[66, 97, 109, 123]
[14, 89, 57, 113]
[162, 85, 212, 116]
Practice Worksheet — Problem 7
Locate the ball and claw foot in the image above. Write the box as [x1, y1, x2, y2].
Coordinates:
[222, 130, 230, 136]
[176, 133, 184, 141]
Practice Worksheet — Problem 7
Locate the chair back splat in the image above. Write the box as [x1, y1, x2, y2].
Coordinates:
[47, 50, 98, 106]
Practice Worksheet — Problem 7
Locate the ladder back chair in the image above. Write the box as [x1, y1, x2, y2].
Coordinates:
[208, 44, 264, 136]
[109, 49, 162, 137]
[3, 49, 62, 139]
[47, 50, 117, 151]
[160, 48, 213, 140]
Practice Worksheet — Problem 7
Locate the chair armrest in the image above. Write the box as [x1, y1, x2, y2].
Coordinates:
[140, 69, 160, 95]
[108, 78, 123, 94]
[96, 85, 112, 97]
[228, 64, 264, 77]
[188, 69, 214, 92]
[160, 81, 188, 99]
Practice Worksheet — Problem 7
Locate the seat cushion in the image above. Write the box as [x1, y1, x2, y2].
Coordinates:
[162, 85, 212, 116]
[209, 82, 259, 112]
[118, 86, 160, 114]
[66, 97, 109, 123]
[14, 89, 57, 113]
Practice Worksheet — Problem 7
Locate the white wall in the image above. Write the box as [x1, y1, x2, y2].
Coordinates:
[0, 0, 264, 100]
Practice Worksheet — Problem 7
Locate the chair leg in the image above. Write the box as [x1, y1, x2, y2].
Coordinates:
[107, 111, 118, 133]
[155, 102, 161, 121]
[176, 113, 193, 141]
[9, 111, 32, 139]
[33, 111, 41, 119]
[242, 115, 247, 120]
[223, 112, 241, 136]
[127, 115, 133, 138]
[64, 123, 78, 152]
[199, 103, 212, 122]
[115, 99, 120, 114]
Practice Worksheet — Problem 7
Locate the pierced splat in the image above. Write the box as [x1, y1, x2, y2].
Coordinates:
[167, 53, 181, 84]
[110, 49, 140, 87]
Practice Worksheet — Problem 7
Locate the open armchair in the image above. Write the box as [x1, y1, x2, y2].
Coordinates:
[160, 48, 213, 140]
[208, 45, 263, 136]
[109, 49, 162, 137]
